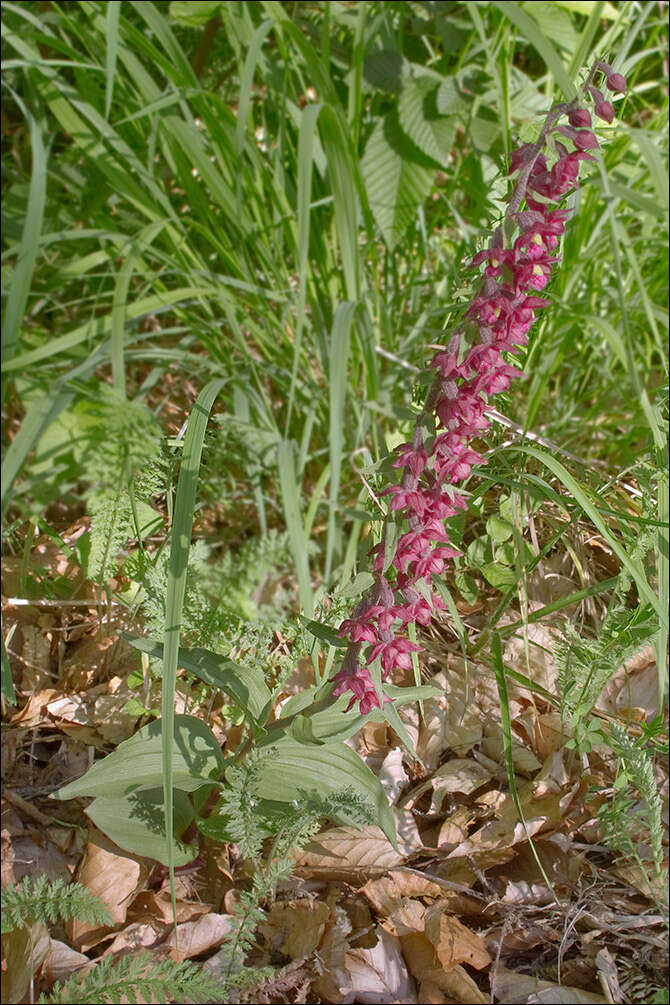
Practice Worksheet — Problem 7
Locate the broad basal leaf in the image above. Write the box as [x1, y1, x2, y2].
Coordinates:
[86, 788, 197, 866]
[255, 736, 397, 847]
[53, 714, 224, 800]
[124, 635, 272, 723]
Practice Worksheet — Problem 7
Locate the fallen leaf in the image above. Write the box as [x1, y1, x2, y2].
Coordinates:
[295, 825, 403, 880]
[309, 904, 353, 1003]
[362, 870, 445, 916]
[128, 889, 211, 927]
[493, 966, 607, 1004]
[1, 921, 50, 1005]
[166, 912, 234, 962]
[423, 906, 491, 971]
[412, 665, 484, 771]
[69, 831, 147, 950]
[377, 747, 408, 805]
[400, 932, 487, 1003]
[260, 899, 330, 961]
[40, 937, 90, 986]
[343, 927, 417, 1004]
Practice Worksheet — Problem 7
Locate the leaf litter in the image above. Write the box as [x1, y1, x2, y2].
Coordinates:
[2, 521, 668, 1003]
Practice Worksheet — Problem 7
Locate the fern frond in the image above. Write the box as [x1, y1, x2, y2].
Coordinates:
[39, 951, 224, 1004]
[1, 876, 112, 934]
[556, 602, 658, 719]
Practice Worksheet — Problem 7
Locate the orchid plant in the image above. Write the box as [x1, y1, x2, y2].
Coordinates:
[331, 61, 628, 716]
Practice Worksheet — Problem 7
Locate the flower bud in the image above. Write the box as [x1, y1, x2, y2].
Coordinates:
[569, 107, 591, 128]
[606, 71, 627, 94]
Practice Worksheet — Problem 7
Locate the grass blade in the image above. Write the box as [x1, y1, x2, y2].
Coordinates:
[105, 0, 121, 120]
[326, 301, 357, 583]
[277, 439, 314, 619]
[162, 378, 225, 928]
[1, 89, 47, 367]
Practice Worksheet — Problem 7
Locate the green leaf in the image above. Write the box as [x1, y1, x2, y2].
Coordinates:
[398, 77, 455, 165]
[86, 789, 196, 866]
[338, 571, 376, 599]
[255, 737, 396, 847]
[124, 635, 272, 724]
[361, 111, 433, 249]
[455, 571, 479, 605]
[514, 445, 667, 630]
[299, 618, 348, 648]
[436, 77, 470, 115]
[169, 1, 222, 26]
[481, 562, 517, 589]
[276, 683, 441, 743]
[363, 50, 406, 93]
[53, 715, 224, 800]
[486, 514, 514, 543]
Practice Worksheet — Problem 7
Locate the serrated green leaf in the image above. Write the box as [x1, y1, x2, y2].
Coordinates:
[363, 49, 406, 92]
[361, 112, 433, 249]
[436, 76, 470, 115]
[398, 77, 449, 165]
[53, 715, 224, 800]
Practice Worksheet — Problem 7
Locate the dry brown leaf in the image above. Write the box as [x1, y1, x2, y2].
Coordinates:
[596, 645, 659, 720]
[400, 932, 487, 1003]
[492, 966, 607, 1004]
[295, 825, 403, 880]
[395, 808, 424, 856]
[387, 898, 426, 936]
[362, 870, 445, 916]
[503, 623, 559, 694]
[69, 831, 148, 950]
[310, 904, 353, 1003]
[1, 921, 50, 1005]
[101, 922, 162, 957]
[412, 665, 484, 771]
[260, 899, 330, 961]
[485, 921, 560, 957]
[417, 978, 451, 1004]
[437, 806, 476, 848]
[447, 785, 564, 859]
[11, 689, 60, 728]
[128, 889, 211, 927]
[482, 728, 542, 776]
[166, 912, 234, 963]
[40, 937, 90, 985]
[423, 906, 491, 971]
[377, 747, 408, 805]
[343, 927, 417, 1004]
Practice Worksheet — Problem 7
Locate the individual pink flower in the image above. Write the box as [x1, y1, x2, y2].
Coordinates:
[367, 636, 423, 675]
